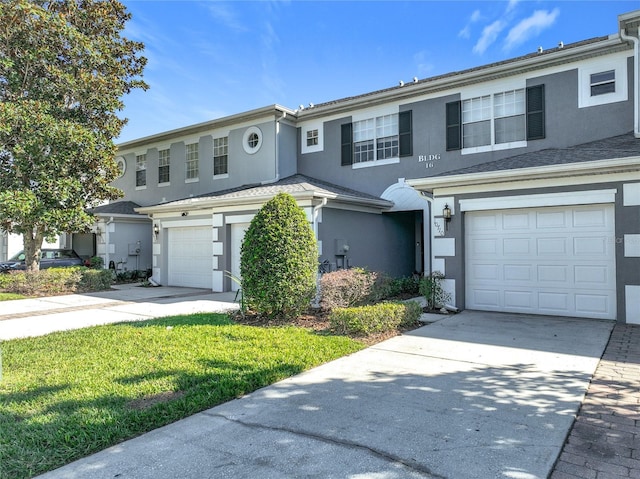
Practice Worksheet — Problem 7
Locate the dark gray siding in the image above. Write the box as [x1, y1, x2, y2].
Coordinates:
[319, 208, 415, 278]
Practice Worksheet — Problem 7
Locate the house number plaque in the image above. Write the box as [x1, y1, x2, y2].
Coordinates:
[418, 154, 441, 168]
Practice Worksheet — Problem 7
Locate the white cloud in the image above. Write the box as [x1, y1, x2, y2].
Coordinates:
[205, 2, 247, 33]
[459, 9, 482, 39]
[413, 50, 434, 77]
[473, 20, 506, 55]
[506, 0, 520, 14]
[504, 8, 559, 51]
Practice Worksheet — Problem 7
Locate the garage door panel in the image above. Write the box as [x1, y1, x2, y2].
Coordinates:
[503, 212, 530, 229]
[503, 238, 530, 254]
[536, 210, 567, 228]
[538, 264, 568, 282]
[537, 237, 567, 255]
[538, 291, 569, 312]
[575, 294, 611, 315]
[504, 264, 532, 281]
[466, 204, 616, 320]
[574, 208, 607, 227]
[504, 290, 533, 309]
[471, 289, 501, 307]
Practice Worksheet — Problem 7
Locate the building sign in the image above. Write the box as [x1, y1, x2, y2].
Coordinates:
[418, 154, 441, 168]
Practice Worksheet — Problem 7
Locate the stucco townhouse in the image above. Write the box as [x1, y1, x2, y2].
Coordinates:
[4, 9, 638, 324]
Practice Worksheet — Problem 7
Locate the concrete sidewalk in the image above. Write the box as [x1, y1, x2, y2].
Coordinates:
[33, 311, 614, 479]
[0, 284, 239, 340]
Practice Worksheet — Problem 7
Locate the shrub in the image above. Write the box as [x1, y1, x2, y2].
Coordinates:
[329, 300, 422, 336]
[419, 271, 451, 310]
[0, 267, 112, 296]
[88, 256, 104, 269]
[241, 193, 318, 319]
[319, 268, 378, 310]
[77, 269, 112, 292]
[370, 274, 420, 302]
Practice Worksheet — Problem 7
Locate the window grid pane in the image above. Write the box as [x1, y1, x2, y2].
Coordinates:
[158, 149, 170, 183]
[495, 115, 525, 144]
[214, 136, 228, 176]
[462, 96, 491, 123]
[306, 129, 319, 146]
[376, 136, 399, 160]
[463, 121, 491, 148]
[353, 119, 375, 142]
[186, 143, 198, 179]
[135, 154, 146, 187]
[354, 140, 374, 163]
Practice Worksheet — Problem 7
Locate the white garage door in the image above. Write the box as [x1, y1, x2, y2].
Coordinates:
[465, 204, 616, 320]
[168, 227, 212, 289]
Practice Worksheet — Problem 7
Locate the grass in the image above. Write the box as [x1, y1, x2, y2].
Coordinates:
[0, 313, 365, 479]
[0, 292, 26, 301]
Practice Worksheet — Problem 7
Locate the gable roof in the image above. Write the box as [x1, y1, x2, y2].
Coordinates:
[88, 201, 143, 216]
[135, 175, 393, 214]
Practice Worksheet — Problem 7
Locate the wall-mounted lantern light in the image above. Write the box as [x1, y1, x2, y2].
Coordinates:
[153, 223, 159, 239]
[443, 204, 452, 230]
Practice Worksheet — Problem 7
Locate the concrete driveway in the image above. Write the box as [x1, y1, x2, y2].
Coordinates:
[34, 310, 614, 479]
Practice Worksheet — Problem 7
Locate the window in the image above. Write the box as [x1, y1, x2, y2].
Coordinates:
[213, 137, 228, 176]
[461, 90, 525, 148]
[352, 114, 398, 163]
[185, 143, 198, 180]
[590, 70, 615, 96]
[579, 58, 627, 108]
[135, 153, 146, 187]
[242, 126, 262, 154]
[447, 85, 544, 151]
[341, 111, 412, 166]
[306, 129, 319, 146]
[158, 149, 170, 184]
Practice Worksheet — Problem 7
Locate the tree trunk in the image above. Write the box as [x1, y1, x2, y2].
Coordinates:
[23, 227, 44, 272]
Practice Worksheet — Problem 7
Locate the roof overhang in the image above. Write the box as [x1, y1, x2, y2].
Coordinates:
[407, 156, 640, 195]
[299, 36, 628, 120]
[135, 190, 393, 216]
[117, 104, 297, 151]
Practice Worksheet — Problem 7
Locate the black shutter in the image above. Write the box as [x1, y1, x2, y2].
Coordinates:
[399, 110, 412, 157]
[341, 122, 353, 166]
[526, 84, 545, 140]
[446, 101, 462, 151]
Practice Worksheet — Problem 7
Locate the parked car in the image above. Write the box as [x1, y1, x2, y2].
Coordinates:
[0, 249, 85, 272]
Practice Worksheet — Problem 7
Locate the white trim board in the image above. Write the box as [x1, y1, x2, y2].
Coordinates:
[459, 189, 617, 212]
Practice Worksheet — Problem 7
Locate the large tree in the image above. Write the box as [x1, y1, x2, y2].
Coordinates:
[0, 0, 147, 271]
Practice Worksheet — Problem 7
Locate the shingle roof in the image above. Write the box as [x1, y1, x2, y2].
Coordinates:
[434, 132, 640, 177]
[309, 37, 609, 110]
[88, 201, 143, 216]
[148, 174, 391, 209]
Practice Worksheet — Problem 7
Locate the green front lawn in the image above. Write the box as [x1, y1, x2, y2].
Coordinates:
[0, 313, 364, 479]
[0, 292, 25, 301]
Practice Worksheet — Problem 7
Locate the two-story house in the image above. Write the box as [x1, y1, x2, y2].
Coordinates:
[64, 9, 640, 323]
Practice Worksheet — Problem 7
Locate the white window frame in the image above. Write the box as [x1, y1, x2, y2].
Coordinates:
[135, 153, 147, 189]
[352, 113, 400, 168]
[301, 122, 324, 154]
[461, 88, 526, 154]
[242, 126, 262, 155]
[578, 55, 628, 108]
[213, 136, 229, 179]
[185, 142, 199, 182]
[158, 148, 170, 186]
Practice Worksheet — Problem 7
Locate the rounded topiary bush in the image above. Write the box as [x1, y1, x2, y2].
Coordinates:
[240, 193, 318, 319]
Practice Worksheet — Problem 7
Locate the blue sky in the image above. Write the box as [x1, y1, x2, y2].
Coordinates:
[117, 0, 638, 143]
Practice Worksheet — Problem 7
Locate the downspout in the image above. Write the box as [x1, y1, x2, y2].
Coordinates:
[620, 28, 640, 138]
[312, 197, 327, 240]
[419, 192, 435, 276]
[311, 197, 327, 308]
[105, 216, 114, 269]
[261, 110, 286, 185]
